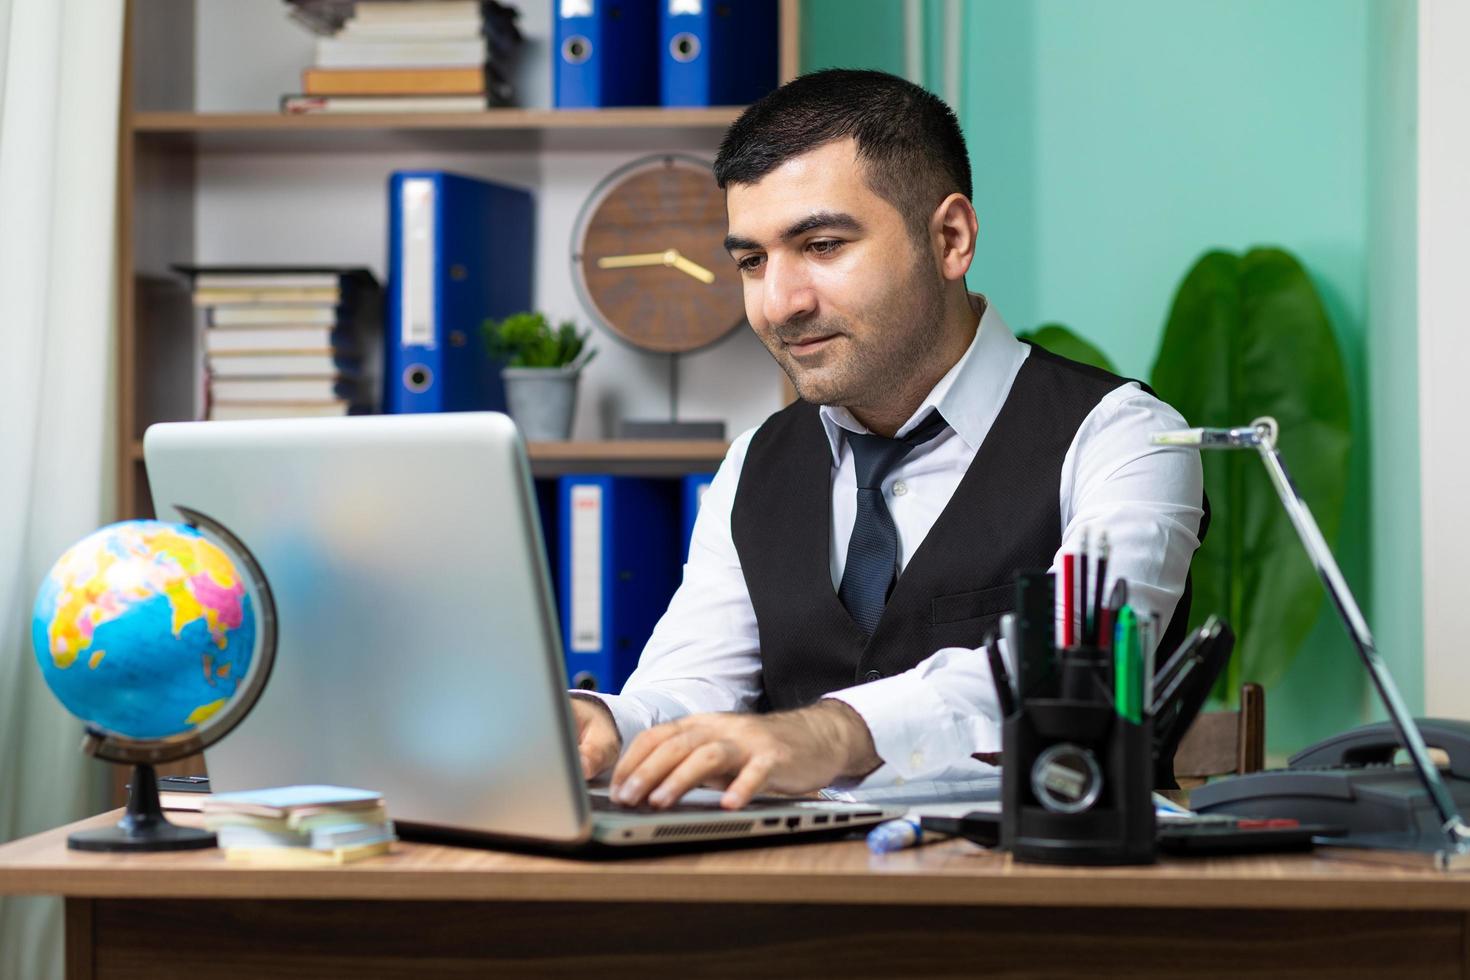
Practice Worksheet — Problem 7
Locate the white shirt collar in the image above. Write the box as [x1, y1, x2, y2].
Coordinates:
[817, 296, 1030, 463]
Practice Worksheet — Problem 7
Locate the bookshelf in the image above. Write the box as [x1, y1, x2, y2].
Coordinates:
[117, 0, 802, 520]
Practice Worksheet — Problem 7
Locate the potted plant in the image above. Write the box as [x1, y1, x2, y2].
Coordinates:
[484, 312, 596, 441]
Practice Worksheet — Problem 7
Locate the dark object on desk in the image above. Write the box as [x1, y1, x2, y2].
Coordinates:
[1000, 575, 1158, 866]
[616, 419, 726, 440]
[921, 812, 1001, 849]
[928, 810, 1343, 858]
[155, 775, 211, 812]
[1192, 718, 1470, 847]
[1157, 819, 1343, 856]
[1150, 617, 1235, 789]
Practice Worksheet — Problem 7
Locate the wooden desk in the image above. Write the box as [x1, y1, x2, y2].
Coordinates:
[3, 810, 1469, 979]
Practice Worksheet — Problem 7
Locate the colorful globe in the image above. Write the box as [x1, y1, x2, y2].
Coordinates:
[31, 519, 257, 741]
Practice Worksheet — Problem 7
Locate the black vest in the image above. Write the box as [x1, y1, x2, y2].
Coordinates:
[731, 343, 1206, 713]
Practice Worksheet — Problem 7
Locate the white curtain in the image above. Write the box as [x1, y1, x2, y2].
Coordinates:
[0, 0, 125, 977]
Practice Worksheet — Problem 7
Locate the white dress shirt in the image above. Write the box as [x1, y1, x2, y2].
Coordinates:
[583, 301, 1204, 798]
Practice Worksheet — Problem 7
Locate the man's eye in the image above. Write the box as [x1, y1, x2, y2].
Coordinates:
[808, 240, 843, 257]
[737, 255, 765, 272]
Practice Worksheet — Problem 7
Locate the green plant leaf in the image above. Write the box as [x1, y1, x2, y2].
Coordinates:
[1016, 324, 1118, 374]
[1149, 248, 1351, 695]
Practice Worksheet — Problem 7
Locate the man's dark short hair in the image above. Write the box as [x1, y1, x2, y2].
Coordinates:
[713, 68, 972, 239]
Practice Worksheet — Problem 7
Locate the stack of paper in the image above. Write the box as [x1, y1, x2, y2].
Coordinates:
[201, 785, 395, 865]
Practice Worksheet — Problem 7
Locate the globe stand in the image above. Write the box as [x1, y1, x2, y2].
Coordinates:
[68, 762, 216, 852]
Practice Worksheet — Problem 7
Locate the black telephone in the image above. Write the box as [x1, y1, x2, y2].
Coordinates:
[1191, 718, 1470, 839]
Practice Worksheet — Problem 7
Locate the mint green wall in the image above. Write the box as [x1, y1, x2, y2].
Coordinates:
[804, 2, 1421, 755]
[1365, 2, 1421, 727]
[801, 0, 906, 76]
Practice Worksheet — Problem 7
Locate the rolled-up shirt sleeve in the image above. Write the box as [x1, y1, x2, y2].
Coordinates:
[825, 384, 1204, 785]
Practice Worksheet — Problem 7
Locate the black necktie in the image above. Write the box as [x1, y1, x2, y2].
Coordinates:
[837, 410, 950, 636]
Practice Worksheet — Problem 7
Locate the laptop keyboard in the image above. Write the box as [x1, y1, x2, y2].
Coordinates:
[590, 795, 739, 815]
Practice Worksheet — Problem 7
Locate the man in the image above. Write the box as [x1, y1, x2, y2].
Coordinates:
[571, 69, 1205, 810]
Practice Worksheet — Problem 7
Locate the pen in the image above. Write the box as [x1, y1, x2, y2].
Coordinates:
[1061, 553, 1075, 648]
[1091, 531, 1109, 646]
[867, 818, 927, 854]
[1141, 612, 1156, 715]
[985, 626, 1017, 718]
[1114, 605, 1141, 723]
[1099, 578, 1127, 653]
[1077, 529, 1089, 648]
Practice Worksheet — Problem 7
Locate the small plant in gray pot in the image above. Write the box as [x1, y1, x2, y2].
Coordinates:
[484, 312, 596, 441]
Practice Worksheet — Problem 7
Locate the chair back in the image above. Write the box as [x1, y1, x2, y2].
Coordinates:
[1173, 683, 1265, 787]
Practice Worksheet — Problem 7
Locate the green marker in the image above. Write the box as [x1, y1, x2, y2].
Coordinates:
[1114, 606, 1142, 724]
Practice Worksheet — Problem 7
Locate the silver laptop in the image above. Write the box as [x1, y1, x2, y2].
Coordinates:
[143, 413, 900, 851]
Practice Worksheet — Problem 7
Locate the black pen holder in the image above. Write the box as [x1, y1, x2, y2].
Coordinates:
[1000, 648, 1156, 866]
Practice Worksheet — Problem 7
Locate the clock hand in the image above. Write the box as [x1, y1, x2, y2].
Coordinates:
[596, 249, 715, 284]
[596, 251, 671, 270]
[669, 253, 715, 284]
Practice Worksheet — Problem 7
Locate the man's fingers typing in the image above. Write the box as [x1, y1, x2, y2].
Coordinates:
[611, 722, 680, 788]
[647, 741, 736, 808]
[612, 728, 705, 806]
[720, 754, 774, 809]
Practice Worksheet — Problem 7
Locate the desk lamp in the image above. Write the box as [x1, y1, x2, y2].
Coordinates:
[1153, 417, 1470, 870]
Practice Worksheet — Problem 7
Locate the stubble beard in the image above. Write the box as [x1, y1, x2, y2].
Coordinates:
[767, 254, 949, 411]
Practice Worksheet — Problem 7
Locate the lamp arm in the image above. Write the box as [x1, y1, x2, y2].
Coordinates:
[1248, 419, 1470, 849]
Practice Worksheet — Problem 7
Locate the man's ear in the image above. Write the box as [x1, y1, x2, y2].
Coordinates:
[929, 193, 979, 283]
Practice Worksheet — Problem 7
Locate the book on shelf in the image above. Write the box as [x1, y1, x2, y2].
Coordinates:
[211, 376, 361, 403]
[203, 326, 353, 355]
[193, 271, 339, 289]
[286, 0, 522, 110]
[175, 265, 383, 421]
[207, 352, 361, 378]
[193, 286, 342, 305]
[302, 65, 487, 96]
[315, 36, 486, 69]
[209, 401, 352, 421]
[282, 93, 486, 115]
[211, 305, 339, 326]
[354, 1, 486, 24]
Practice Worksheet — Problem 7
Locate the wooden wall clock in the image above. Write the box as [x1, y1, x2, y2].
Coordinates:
[571, 154, 746, 354]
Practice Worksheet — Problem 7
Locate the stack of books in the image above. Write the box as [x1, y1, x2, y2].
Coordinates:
[202, 785, 396, 865]
[176, 265, 382, 421]
[283, 0, 522, 114]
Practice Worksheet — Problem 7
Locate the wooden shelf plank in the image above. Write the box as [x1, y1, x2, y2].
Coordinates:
[132, 107, 746, 133]
[129, 437, 725, 478]
[130, 108, 745, 153]
[526, 439, 727, 461]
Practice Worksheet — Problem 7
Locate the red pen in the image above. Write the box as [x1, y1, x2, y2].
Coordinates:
[1061, 553, 1075, 648]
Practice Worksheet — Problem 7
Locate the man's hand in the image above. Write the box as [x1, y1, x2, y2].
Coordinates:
[609, 699, 881, 810]
[570, 694, 622, 780]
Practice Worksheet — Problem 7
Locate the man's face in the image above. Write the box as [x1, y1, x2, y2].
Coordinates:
[723, 138, 946, 410]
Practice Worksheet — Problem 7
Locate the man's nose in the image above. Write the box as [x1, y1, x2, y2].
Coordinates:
[761, 254, 816, 327]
